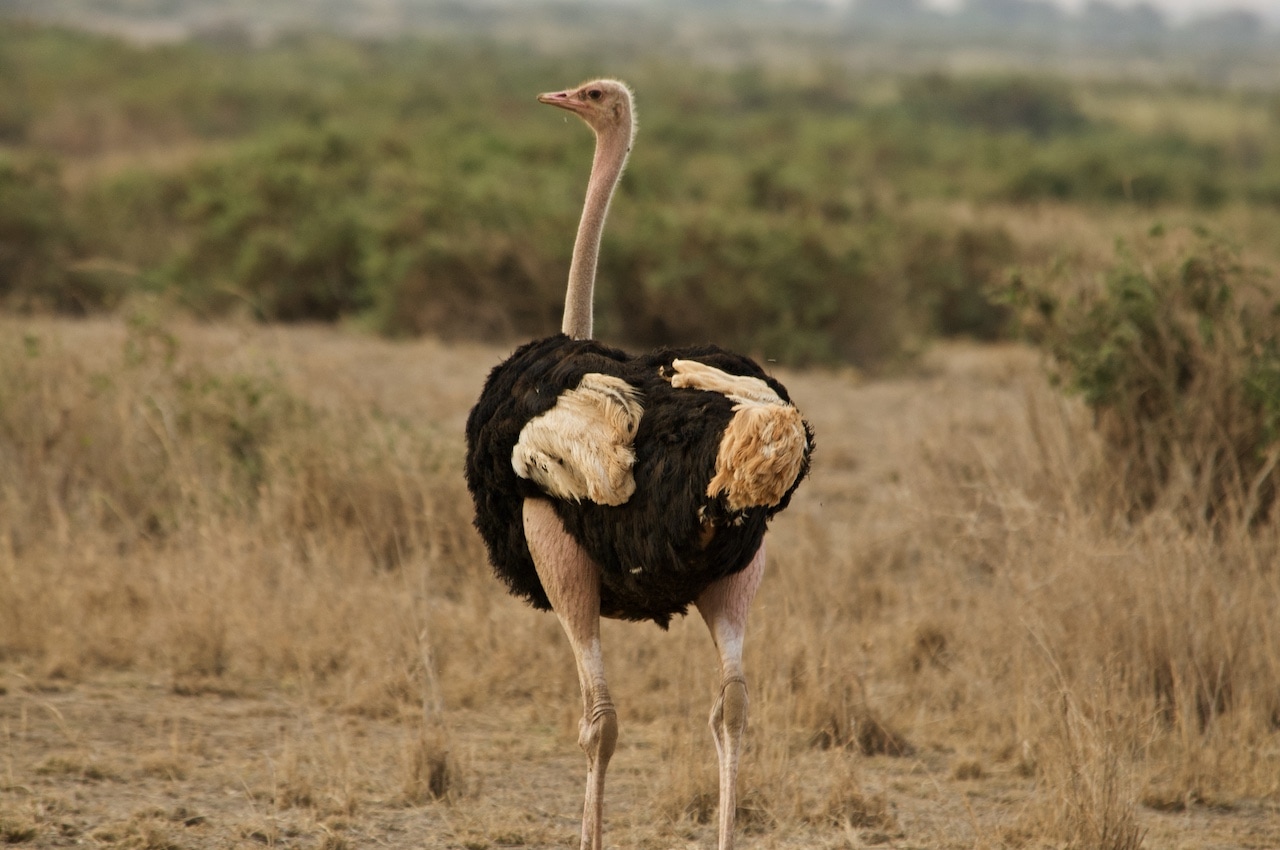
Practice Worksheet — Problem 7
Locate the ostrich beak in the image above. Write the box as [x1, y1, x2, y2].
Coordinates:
[538, 89, 586, 116]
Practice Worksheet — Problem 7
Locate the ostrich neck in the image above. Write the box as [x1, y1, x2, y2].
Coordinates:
[562, 127, 630, 340]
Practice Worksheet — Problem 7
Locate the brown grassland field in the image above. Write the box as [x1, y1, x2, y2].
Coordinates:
[1, 296, 1278, 849]
[3, 18, 1280, 850]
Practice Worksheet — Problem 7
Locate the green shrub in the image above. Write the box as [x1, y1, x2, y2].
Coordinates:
[904, 225, 1014, 341]
[0, 155, 70, 308]
[998, 129, 1245, 209]
[599, 212, 860, 364]
[900, 73, 1090, 138]
[1004, 149, 1186, 206]
[0, 154, 125, 313]
[1010, 231, 1280, 525]
[165, 128, 376, 321]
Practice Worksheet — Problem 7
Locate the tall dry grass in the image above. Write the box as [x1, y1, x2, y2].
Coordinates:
[0, 313, 473, 699]
[1, 314, 1277, 847]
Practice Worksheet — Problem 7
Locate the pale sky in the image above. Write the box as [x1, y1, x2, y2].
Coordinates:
[928, 0, 1280, 22]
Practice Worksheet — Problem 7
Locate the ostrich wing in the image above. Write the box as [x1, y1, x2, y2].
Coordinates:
[669, 359, 810, 511]
[668, 358, 787, 405]
[512, 373, 643, 506]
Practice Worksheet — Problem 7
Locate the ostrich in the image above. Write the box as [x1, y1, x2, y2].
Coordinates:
[464, 79, 813, 850]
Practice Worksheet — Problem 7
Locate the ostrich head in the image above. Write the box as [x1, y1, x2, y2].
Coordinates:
[538, 79, 636, 148]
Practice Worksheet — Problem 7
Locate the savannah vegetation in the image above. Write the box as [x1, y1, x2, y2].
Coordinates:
[1, 8, 1279, 849]
[5, 23, 1280, 364]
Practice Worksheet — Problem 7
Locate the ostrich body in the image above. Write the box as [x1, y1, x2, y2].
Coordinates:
[464, 80, 813, 850]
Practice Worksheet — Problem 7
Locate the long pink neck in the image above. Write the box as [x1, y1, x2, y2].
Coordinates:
[562, 124, 631, 340]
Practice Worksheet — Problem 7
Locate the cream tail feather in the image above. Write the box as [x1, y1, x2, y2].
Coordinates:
[669, 359, 810, 511]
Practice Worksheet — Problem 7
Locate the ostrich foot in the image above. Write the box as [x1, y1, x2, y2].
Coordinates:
[710, 675, 748, 850]
[578, 692, 618, 850]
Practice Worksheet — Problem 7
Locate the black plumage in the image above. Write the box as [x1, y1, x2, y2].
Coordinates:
[465, 333, 813, 628]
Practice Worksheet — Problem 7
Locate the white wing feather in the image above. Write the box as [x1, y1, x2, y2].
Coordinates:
[512, 373, 643, 506]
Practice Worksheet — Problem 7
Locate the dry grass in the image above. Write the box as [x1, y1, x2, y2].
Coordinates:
[1, 313, 1278, 848]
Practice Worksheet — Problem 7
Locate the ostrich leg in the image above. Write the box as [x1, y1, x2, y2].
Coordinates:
[523, 498, 617, 850]
[695, 541, 766, 850]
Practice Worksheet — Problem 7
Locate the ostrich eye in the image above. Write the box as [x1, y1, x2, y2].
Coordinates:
[587, 89, 602, 100]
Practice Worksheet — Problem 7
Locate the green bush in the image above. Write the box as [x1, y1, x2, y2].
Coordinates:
[1010, 231, 1280, 525]
[0, 154, 125, 313]
[165, 128, 376, 321]
[904, 225, 1014, 341]
[0, 155, 70, 307]
[1001, 143, 1227, 208]
[600, 211, 866, 364]
[900, 73, 1090, 138]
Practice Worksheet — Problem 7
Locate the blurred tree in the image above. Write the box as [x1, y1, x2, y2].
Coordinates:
[1075, 1, 1167, 48]
[850, 0, 930, 26]
[958, 0, 1063, 29]
[900, 73, 1089, 138]
[1188, 10, 1266, 50]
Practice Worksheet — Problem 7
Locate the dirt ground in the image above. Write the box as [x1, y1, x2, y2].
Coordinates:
[3, 671, 1277, 849]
